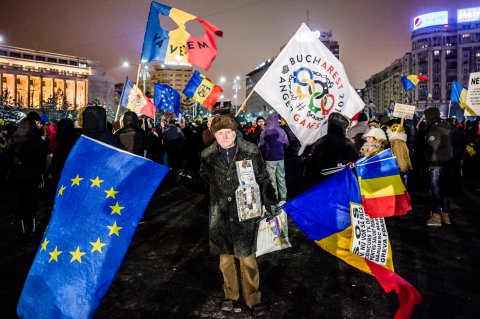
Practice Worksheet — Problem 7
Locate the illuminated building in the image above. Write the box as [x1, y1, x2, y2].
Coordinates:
[0, 44, 115, 109]
[364, 7, 480, 114]
[139, 64, 193, 97]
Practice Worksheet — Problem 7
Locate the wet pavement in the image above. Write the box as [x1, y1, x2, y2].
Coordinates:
[1, 171, 480, 318]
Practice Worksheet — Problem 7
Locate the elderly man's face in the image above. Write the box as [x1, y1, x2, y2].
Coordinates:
[215, 128, 236, 149]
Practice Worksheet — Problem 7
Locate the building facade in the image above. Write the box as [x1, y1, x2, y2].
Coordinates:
[138, 64, 193, 97]
[364, 54, 412, 114]
[364, 7, 480, 115]
[0, 44, 114, 110]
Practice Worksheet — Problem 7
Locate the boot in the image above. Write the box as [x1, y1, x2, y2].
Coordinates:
[440, 213, 451, 225]
[426, 213, 442, 227]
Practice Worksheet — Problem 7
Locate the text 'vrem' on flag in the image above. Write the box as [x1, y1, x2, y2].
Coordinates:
[282, 167, 422, 319]
[140, 1, 223, 70]
[253, 23, 364, 155]
[355, 149, 411, 218]
[183, 70, 223, 110]
[154, 83, 180, 116]
[120, 79, 156, 119]
[17, 136, 170, 319]
[400, 75, 429, 92]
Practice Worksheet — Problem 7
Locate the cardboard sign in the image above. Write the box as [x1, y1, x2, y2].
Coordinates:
[466, 72, 480, 116]
[393, 103, 416, 120]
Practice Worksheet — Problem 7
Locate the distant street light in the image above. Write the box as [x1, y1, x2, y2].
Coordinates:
[122, 62, 150, 94]
[0, 35, 4, 43]
[219, 75, 242, 111]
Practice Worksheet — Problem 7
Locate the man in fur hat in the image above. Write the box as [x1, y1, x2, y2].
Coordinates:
[177, 114, 277, 316]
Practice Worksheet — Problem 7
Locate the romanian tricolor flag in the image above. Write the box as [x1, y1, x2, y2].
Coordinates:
[282, 167, 422, 319]
[401, 75, 429, 92]
[451, 80, 477, 116]
[183, 70, 223, 110]
[120, 79, 156, 119]
[140, 1, 223, 70]
[356, 149, 411, 218]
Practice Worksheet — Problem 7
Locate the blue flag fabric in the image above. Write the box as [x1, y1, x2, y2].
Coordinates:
[154, 83, 180, 116]
[17, 136, 170, 319]
[282, 168, 360, 240]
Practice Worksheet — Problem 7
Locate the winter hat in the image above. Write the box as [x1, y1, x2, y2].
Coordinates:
[256, 116, 266, 123]
[26, 111, 41, 123]
[210, 114, 238, 134]
[237, 115, 247, 123]
[363, 127, 387, 140]
[424, 107, 440, 125]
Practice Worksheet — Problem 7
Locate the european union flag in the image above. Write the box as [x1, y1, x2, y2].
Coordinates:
[17, 136, 170, 318]
[154, 83, 180, 116]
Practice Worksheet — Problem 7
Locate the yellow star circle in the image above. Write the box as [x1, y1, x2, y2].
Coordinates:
[107, 221, 123, 236]
[90, 238, 107, 253]
[71, 174, 84, 186]
[90, 176, 104, 188]
[69, 246, 86, 263]
[105, 187, 119, 199]
[58, 185, 66, 196]
[109, 202, 125, 215]
[49, 246, 62, 263]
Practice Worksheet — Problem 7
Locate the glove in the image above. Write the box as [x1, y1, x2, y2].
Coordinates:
[264, 202, 281, 221]
[175, 169, 192, 185]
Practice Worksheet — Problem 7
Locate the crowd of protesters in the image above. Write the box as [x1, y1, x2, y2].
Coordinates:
[1, 103, 480, 316]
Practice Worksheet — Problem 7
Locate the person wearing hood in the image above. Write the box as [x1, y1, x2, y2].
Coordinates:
[347, 112, 369, 152]
[81, 104, 117, 147]
[308, 112, 359, 185]
[423, 107, 453, 227]
[258, 113, 289, 202]
[115, 111, 146, 157]
[387, 124, 412, 185]
[5, 118, 47, 237]
[48, 118, 79, 188]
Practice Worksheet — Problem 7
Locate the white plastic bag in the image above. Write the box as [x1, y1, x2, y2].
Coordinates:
[256, 209, 291, 257]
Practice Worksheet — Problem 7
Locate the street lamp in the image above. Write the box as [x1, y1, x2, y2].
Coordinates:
[0, 35, 4, 43]
[123, 62, 150, 94]
[219, 75, 242, 111]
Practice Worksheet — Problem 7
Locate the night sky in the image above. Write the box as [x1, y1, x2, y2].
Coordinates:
[1, 0, 479, 101]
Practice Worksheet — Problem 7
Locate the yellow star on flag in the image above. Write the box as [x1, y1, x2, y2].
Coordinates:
[90, 176, 104, 188]
[90, 238, 106, 253]
[69, 246, 86, 263]
[109, 202, 125, 215]
[49, 246, 62, 263]
[58, 185, 66, 196]
[107, 221, 123, 236]
[105, 187, 119, 199]
[40, 238, 49, 251]
[71, 174, 84, 186]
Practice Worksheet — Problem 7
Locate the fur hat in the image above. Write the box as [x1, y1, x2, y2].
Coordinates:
[363, 127, 387, 140]
[210, 115, 238, 135]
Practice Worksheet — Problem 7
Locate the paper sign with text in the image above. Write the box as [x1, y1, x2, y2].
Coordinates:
[350, 203, 389, 265]
[393, 103, 416, 120]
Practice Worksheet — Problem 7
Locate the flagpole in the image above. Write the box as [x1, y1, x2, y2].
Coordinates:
[235, 88, 256, 117]
[136, 63, 142, 86]
[115, 77, 128, 122]
[447, 101, 451, 118]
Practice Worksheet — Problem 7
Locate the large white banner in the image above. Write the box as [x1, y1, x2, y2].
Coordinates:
[254, 24, 364, 153]
[466, 72, 480, 116]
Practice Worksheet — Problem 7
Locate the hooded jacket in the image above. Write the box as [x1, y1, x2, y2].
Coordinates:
[423, 108, 453, 165]
[82, 106, 117, 147]
[116, 112, 146, 156]
[258, 114, 289, 161]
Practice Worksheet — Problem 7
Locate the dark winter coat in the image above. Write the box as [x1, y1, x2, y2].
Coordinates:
[82, 106, 118, 147]
[116, 126, 146, 156]
[199, 138, 276, 257]
[258, 114, 289, 161]
[424, 116, 453, 166]
[6, 119, 47, 183]
[308, 123, 358, 184]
